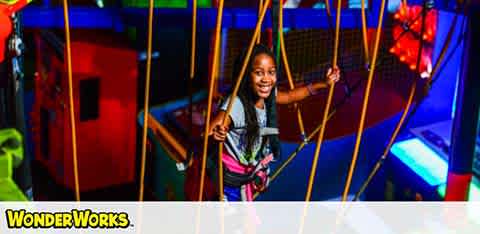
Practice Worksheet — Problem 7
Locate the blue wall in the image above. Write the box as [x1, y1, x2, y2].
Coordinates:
[407, 10, 465, 128]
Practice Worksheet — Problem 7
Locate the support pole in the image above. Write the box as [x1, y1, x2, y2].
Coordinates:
[272, 0, 280, 62]
[445, 1, 480, 201]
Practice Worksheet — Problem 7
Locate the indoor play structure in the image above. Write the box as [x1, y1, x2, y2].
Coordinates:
[0, 0, 479, 202]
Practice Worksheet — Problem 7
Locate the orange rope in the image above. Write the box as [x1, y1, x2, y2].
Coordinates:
[216, 0, 271, 201]
[324, 0, 332, 16]
[190, 0, 197, 80]
[138, 0, 154, 202]
[341, 0, 387, 202]
[361, 0, 370, 66]
[304, 0, 342, 202]
[187, 0, 198, 167]
[279, 2, 307, 141]
[198, 0, 225, 202]
[257, 0, 263, 44]
[214, 28, 222, 98]
[62, 0, 80, 201]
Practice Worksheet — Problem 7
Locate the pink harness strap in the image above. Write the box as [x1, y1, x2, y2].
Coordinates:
[222, 152, 273, 201]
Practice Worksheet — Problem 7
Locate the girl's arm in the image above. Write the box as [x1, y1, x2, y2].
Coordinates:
[276, 67, 340, 105]
[209, 111, 232, 142]
[276, 81, 329, 104]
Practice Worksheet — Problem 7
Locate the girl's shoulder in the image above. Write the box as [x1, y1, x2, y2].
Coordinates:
[219, 95, 245, 127]
[219, 95, 243, 111]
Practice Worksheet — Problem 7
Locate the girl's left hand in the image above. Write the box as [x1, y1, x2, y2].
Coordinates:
[326, 67, 341, 85]
[212, 124, 229, 142]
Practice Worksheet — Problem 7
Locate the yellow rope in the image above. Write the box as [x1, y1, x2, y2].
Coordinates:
[217, 0, 271, 201]
[187, 0, 198, 166]
[304, 0, 342, 202]
[331, 1, 341, 67]
[324, 0, 332, 16]
[214, 26, 223, 98]
[198, 0, 225, 202]
[341, 0, 386, 202]
[62, 0, 80, 201]
[138, 0, 154, 201]
[190, 0, 197, 80]
[279, 2, 307, 141]
[361, 0, 369, 66]
[257, 0, 263, 44]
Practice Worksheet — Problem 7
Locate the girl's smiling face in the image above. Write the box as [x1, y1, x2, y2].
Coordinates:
[250, 53, 277, 101]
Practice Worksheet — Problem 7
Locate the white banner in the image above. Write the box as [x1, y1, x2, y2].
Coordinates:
[1, 202, 479, 234]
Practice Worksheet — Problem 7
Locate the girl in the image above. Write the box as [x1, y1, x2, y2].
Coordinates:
[210, 44, 340, 201]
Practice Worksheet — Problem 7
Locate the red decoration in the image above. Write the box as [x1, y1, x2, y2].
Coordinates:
[1, 0, 32, 63]
[31, 30, 138, 192]
[0, 7, 11, 63]
[390, 3, 437, 78]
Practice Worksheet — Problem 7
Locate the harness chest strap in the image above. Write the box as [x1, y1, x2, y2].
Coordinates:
[222, 152, 274, 201]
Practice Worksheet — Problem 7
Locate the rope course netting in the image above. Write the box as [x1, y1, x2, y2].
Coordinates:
[215, 25, 418, 144]
[220, 26, 416, 97]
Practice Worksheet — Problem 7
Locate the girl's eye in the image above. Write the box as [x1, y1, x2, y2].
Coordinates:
[269, 71, 276, 76]
[255, 71, 264, 76]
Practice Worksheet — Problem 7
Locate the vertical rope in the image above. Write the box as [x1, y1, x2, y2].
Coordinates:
[361, 0, 369, 66]
[187, 0, 198, 166]
[138, 0, 154, 201]
[62, 0, 80, 201]
[304, 0, 342, 202]
[257, 0, 264, 44]
[279, 1, 307, 141]
[190, 0, 197, 80]
[341, 0, 386, 202]
[331, 0, 342, 67]
[324, 0, 332, 16]
[214, 28, 222, 98]
[198, 0, 225, 202]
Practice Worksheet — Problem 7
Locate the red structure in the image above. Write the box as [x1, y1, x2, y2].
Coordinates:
[390, 3, 438, 76]
[0, 8, 11, 63]
[31, 30, 138, 192]
[0, 0, 32, 62]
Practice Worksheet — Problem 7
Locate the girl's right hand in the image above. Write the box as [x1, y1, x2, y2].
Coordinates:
[326, 66, 341, 86]
[212, 124, 229, 142]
